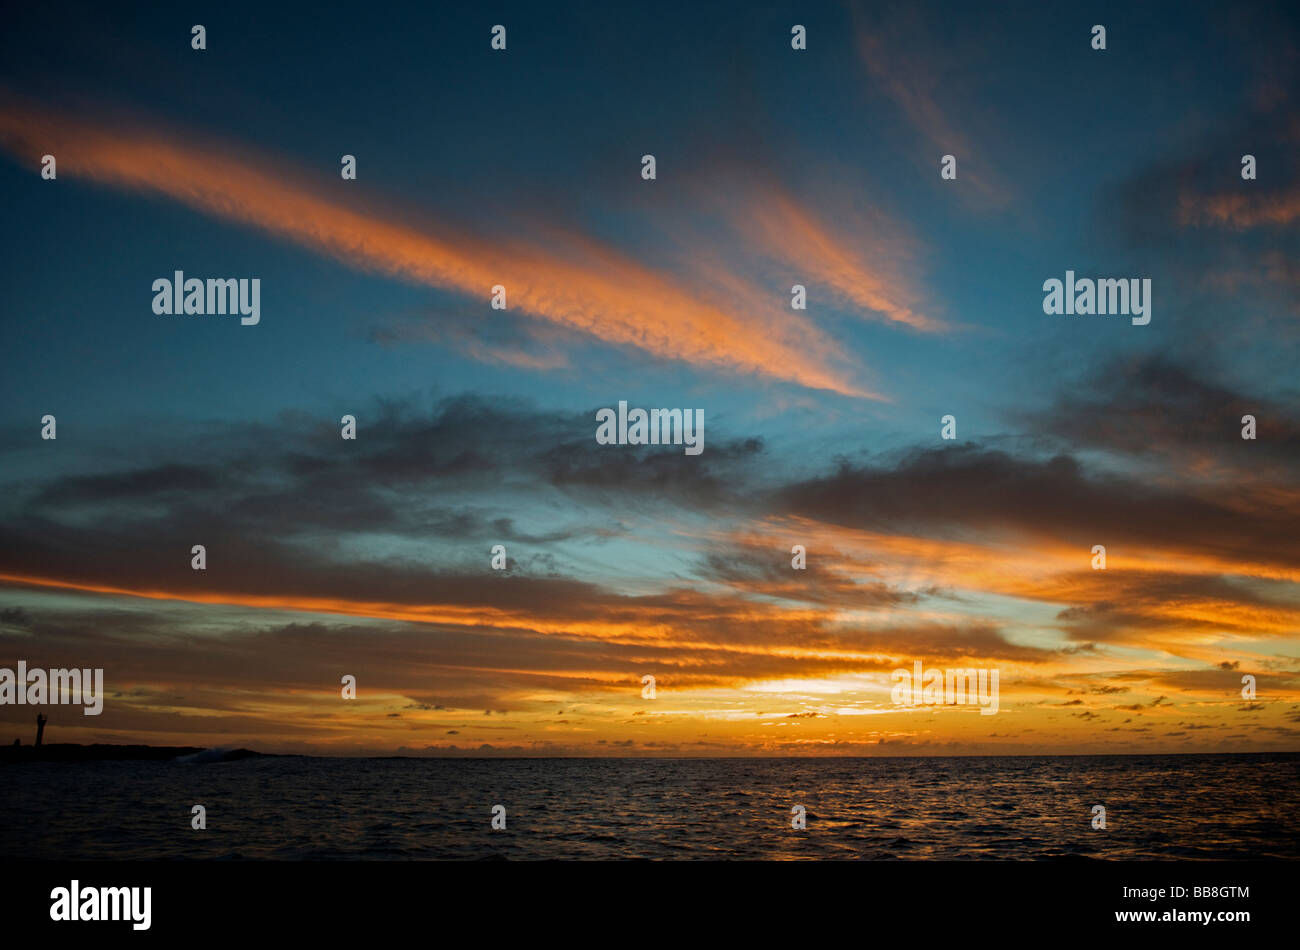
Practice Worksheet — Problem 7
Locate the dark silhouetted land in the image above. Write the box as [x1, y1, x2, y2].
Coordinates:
[0, 743, 264, 763]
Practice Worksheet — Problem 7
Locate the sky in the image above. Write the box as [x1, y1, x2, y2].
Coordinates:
[0, 0, 1298, 755]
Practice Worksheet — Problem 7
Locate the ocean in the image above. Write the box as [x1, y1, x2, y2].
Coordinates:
[2, 753, 1297, 860]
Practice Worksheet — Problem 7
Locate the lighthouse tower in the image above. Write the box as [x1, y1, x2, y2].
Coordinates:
[35, 713, 47, 747]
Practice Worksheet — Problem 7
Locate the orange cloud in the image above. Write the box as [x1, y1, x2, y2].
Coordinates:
[0, 98, 876, 397]
[739, 188, 946, 332]
[1179, 185, 1300, 229]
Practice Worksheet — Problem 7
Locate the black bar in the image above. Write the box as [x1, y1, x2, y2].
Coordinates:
[4, 860, 1283, 938]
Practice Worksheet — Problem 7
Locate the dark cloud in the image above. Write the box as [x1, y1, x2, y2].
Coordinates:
[1022, 355, 1300, 475]
[772, 442, 1300, 573]
[698, 543, 922, 608]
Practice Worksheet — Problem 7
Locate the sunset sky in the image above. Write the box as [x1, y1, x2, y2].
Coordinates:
[1, 0, 1298, 755]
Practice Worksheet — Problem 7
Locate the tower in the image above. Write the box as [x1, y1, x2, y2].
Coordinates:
[35, 713, 47, 747]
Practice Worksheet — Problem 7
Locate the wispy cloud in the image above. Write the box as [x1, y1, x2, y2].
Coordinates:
[733, 185, 945, 332]
[853, 8, 1012, 208]
[1179, 184, 1300, 229]
[0, 98, 878, 397]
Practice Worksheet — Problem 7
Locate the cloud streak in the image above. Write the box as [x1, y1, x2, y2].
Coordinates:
[0, 98, 877, 397]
